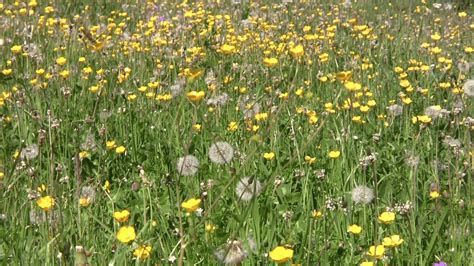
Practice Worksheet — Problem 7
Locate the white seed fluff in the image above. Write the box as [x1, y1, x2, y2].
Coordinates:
[176, 155, 200, 176]
[351, 185, 374, 204]
[462, 79, 474, 97]
[235, 177, 263, 201]
[208, 141, 234, 164]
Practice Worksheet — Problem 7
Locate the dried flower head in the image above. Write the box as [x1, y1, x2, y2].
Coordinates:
[235, 177, 263, 201]
[214, 239, 248, 265]
[209, 141, 234, 164]
[176, 155, 200, 176]
[351, 185, 375, 204]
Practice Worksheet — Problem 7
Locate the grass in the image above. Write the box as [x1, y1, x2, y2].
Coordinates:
[0, 0, 472, 265]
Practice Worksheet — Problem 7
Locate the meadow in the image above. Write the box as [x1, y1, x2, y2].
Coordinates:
[0, 0, 473, 265]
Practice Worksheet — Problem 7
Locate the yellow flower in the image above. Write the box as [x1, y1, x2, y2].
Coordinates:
[181, 198, 201, 213]
[56, 57, 67, 66]
[367, 245, 384, 259]
[103, 180, 111, 193]
[304, 155, 316, 164]
[11, 45, 22, 54]
[186, 90, 205, 102]
[328, 150, 341, 159]
[115, 146, 126, 154]
[205, 223, 216, 233]
[228, 121, 238, 132]
[399, 79, 410, 88]
[311, 210, 323, 218]
[219, 44, 236, 55]
[106, 140, 116, 150]
[289, 44, 304, 58]
[133, 245, 152, 260]
[378, 211, 396, 224]
[79, 197, 92, 207]
[416, 115, 432, 124]
[347, 224, 362, 234]
[192, 123, 201, 132]
[430, 33, 441, 41]
[0, 172, 4, 180]
[2, 69, 12, 75]
[113, 210, 130, 223]
[59, 70, 70, 78]
[187, 68, 204, 80]
[360, 261, 374, 266]
[263, 57, 279, 67]
[255, 112, 268, 121]
[344, 81, 362, 92]
[269, 246, 294, 263]
[336, 71, 352, 81]
[79, 151, 90, 159]
[382, 234, 404, 247]
[263, 152, 275, 161]
[36, 195, 55, 211]
[430, 191, 440, 199]
[116, 225, 136, 244]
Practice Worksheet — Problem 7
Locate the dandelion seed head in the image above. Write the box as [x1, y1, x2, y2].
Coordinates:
[209, 141, 234, 164]
[351, 185, 374, 204]
[387, 104, 403, 116]
[462, 79, 474, 97]
[214, 239, 248, 265]
[176, 155, 200, 176]
[235, 177, 263, 201]
[20, 144, 39, 160]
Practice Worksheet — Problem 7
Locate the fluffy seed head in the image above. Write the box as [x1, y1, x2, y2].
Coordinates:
[235, 177, 263, 201]
[214, 239, 248, 265]
[351, 185, 374, 204]
[209, 141, 234, 164]
[462, 79, 474, 97]
[176, 155, 200, 176]
[20, 144, 39, 160]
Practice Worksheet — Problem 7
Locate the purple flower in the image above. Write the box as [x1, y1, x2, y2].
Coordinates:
[433, 262, 448, 266]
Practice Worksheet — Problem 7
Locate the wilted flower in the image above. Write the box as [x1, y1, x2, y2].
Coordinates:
[214, 239, 248, 265]
[177, 155, 200, 176]
[209, 141, 234, 164]
[352, 185, 374, 204]
[235, 177, 263, 201]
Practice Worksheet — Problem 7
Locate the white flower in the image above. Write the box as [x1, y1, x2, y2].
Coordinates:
[235, 177, 263, 201]
[209, 141, 234, 164]
[176, 155, 200, 176]
[351, 185, 374, 204]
